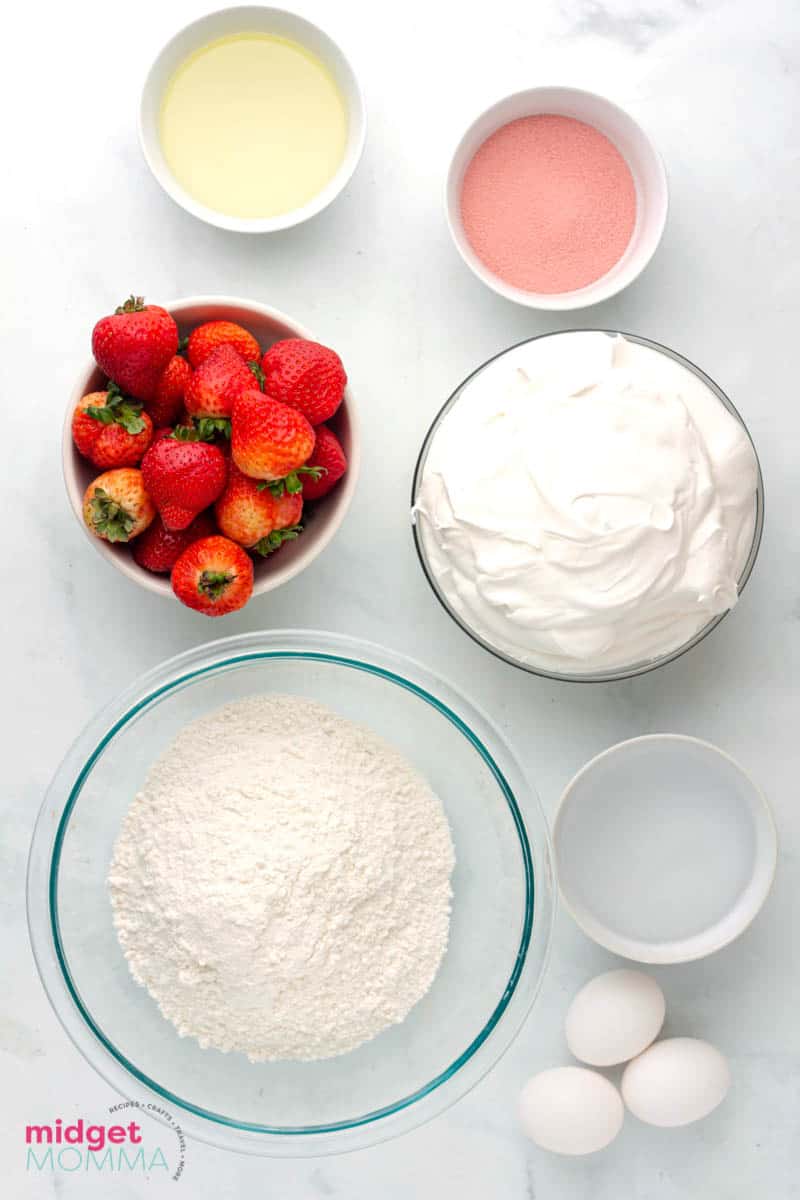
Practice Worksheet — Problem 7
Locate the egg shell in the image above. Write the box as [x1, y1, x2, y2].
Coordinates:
[565, 968, 666, 1066]
[519, 1066, 624, 1155]
[621, 1037, 731, 1127]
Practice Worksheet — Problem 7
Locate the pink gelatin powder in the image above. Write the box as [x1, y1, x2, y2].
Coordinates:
[460, 114, 637, 294]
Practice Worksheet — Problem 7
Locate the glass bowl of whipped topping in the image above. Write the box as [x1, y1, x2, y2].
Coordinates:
[412, 331, 764, 683]
[27, 630, 554, 1156]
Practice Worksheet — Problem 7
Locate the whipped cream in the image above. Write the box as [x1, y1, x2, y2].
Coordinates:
[414, 333, 759, 674]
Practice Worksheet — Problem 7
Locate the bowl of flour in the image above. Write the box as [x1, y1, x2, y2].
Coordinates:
[108, 694, 456, 1064]
[28, 630, 554, 1156]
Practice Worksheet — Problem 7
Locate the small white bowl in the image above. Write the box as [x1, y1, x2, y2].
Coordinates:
[63, 295, 360, 601]
[446, 86, 668, 310]
[139, 7, 366, 233]
[553, 735, 777, 963]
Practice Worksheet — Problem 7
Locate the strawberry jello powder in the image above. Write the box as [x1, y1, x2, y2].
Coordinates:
[460, 115, 637, 294]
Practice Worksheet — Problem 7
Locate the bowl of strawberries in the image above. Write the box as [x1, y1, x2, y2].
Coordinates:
[63, 295, 358, 615]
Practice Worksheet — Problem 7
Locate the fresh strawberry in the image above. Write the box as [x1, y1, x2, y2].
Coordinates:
[89, 420, 153, 470]
[141, 434, 228, 531]
[215, 463, 303, 553]
[186, 320, 260, 369]
[300, 424, 348, 501]
[73, 392, 111, 459]
[261, 338, 346, 425]
[231, 389, 316, 486]
[184, 344, 255, 425]
[171, 536, 253, 616]
[91, 296, 178, 402]
[82, 468, 155, 543]
[147, 354, 192, 427]
[133, 511, 216, 574]
[72, 385, 153, 468]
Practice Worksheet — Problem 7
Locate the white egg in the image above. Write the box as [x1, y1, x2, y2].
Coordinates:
[519, 1066, 624, 1155]
[565, 968, 666, 1066]
[621, 1037, 731, 1127]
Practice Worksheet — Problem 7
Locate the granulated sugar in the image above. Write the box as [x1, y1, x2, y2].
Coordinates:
[460, 114, 637, 294]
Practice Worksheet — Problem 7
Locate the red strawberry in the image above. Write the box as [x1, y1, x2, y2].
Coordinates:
[215, 464, 303, 553]
[186, 320, 260, 369]
[184, 344, 255, 426]
[91, 296, 178, 402]
[261, 338, 346, 425]
[301, 424, 348, 501]
[82, 468, 155, 543]
[171, 536, 253, 616]
[72, 385, 153, 468]
[231, 389, 315, 485]
[141, 435, 228, 531]
[147, 354, 192, 427]
[133, 511, 217, 574]
[73, 392, 111, 459]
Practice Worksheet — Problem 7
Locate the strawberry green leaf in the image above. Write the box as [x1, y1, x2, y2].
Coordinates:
[114, 406, 146, 435]
[86, 382, 146, 434]
[251, 525, 303, 556]
[171, 425, 204, 442]
[195, 417, 231, 440]
[88, 487, 135, 543]
[172, 418, 231, 443]
[115, 295, 146, 314]
[257, 466, 325, 497]
[178, 334, 190, 356]
[198, 569, 234, 599]
[85, 405, 116, 426]
[247, 360, 266, 390]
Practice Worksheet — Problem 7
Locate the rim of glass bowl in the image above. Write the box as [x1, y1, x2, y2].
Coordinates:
[27, 630, 555, 1158]
[411, 330, 765, 684]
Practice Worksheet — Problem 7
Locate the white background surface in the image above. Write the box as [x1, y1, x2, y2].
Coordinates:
[3, 0, 799, 1195]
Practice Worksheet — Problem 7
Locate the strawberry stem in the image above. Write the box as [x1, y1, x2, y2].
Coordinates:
[86, 382, 146, 434]
[88, 487, 135, 542]
[172, 418, 231, 442]
[195, 417, 231, 440]
[198, 570, 234, 600]
[257, 466, 326, 497]
[171, 425, 203, 442]
[251, 525, 303, 556]
[247, 360, 266, 390]
[115, 295, 146, 315]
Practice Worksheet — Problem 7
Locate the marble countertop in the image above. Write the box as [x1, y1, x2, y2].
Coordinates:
[3, 0, 798, 1194]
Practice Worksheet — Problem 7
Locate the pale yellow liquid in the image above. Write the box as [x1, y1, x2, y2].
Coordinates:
[159, 33, 348, 219]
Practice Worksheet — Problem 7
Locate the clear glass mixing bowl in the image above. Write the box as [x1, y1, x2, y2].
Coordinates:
[411, 331, 764, 684]
[27, 631, 554, 1156]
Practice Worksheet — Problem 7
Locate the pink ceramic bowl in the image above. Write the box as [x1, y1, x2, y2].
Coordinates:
[446, 87, 668, 310]
[62, 296, 360, 600]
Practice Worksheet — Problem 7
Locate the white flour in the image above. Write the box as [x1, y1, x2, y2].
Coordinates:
[108, 695, 455, 1062]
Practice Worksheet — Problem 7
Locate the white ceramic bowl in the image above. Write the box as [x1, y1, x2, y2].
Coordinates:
[139, 7, 366, 233]
[553, 736, 777, 963]
[446, 87, 668, 310]
[62, 296, 360, 601]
